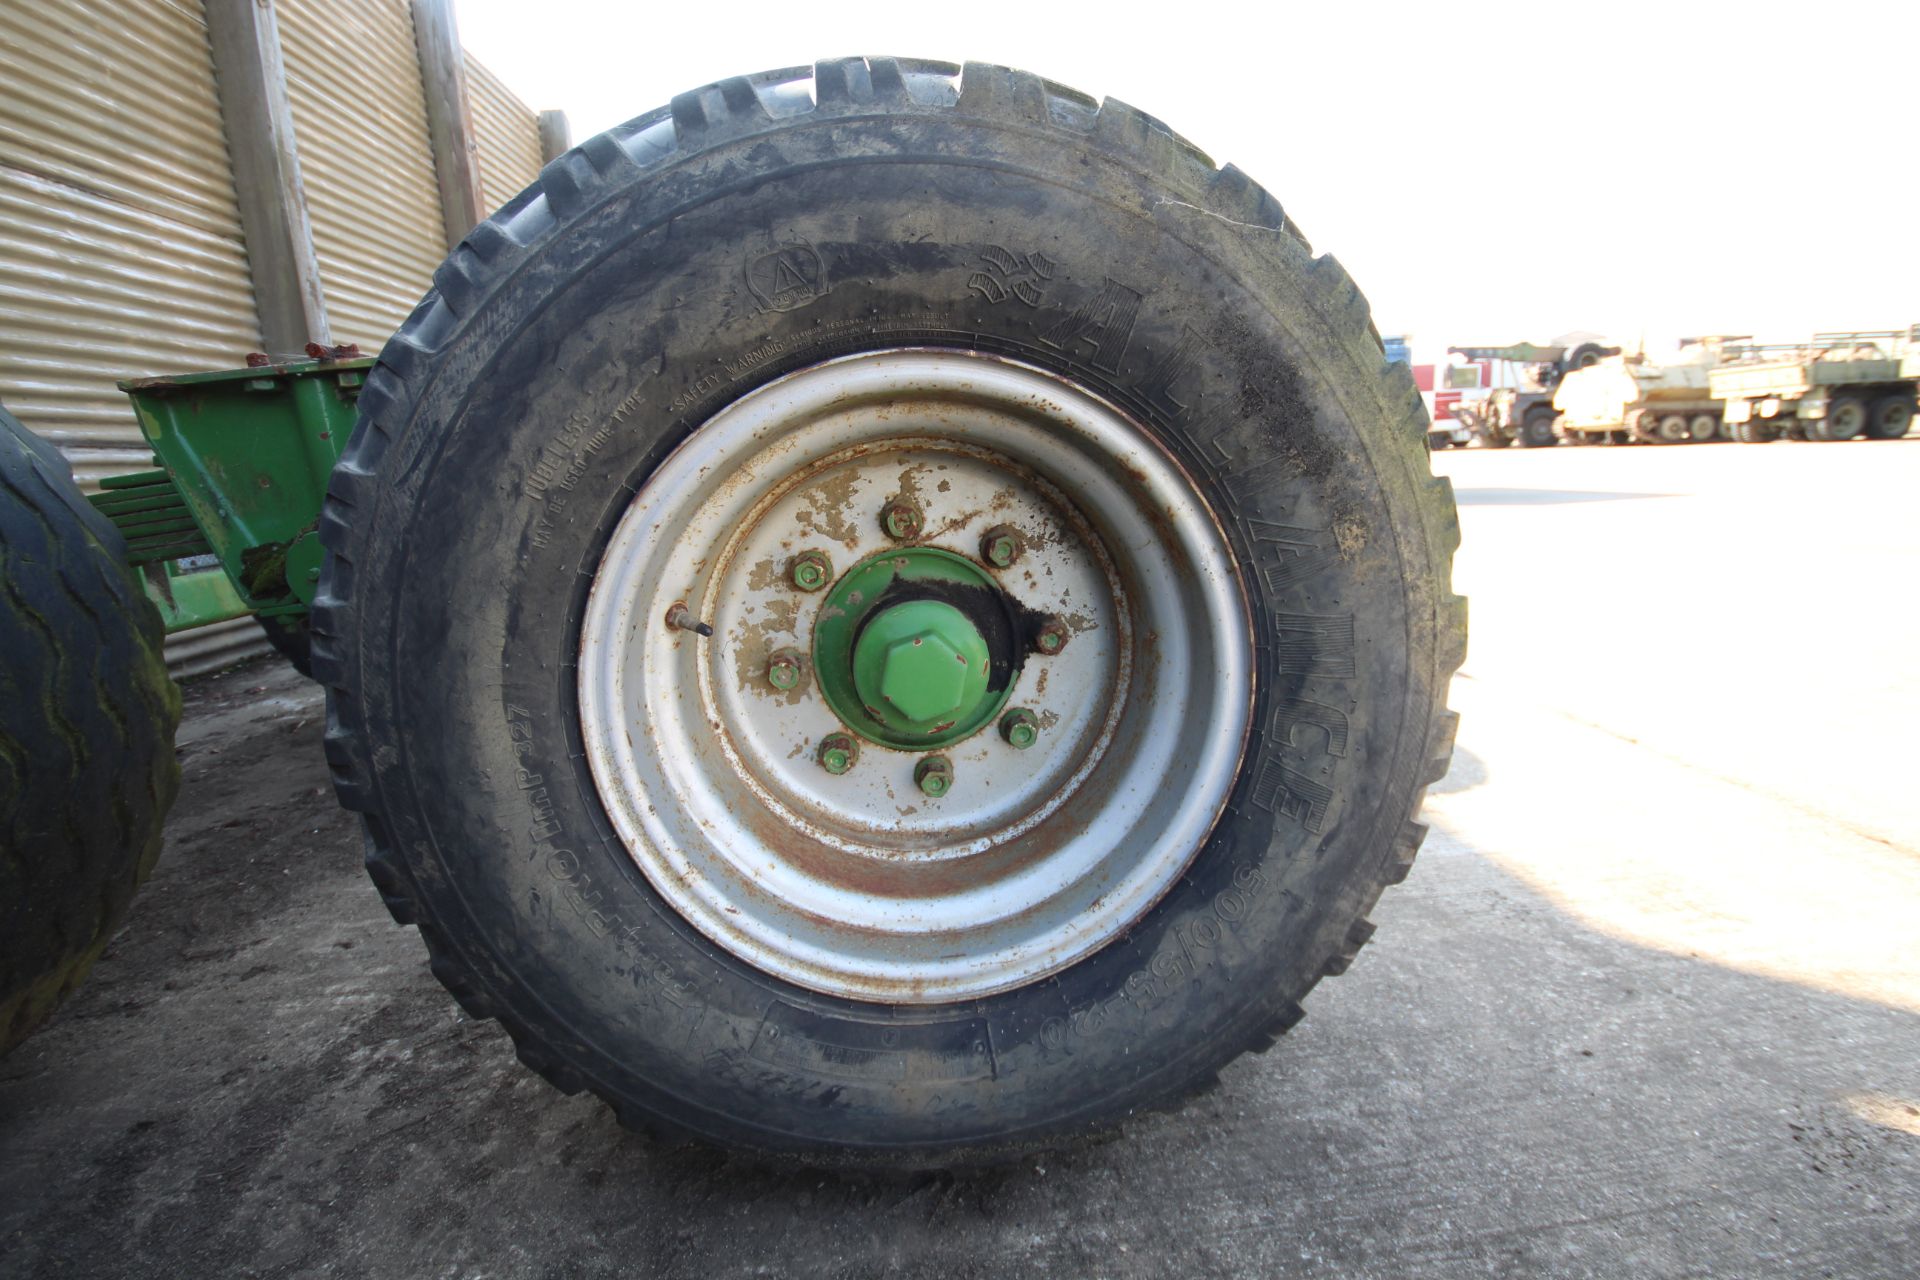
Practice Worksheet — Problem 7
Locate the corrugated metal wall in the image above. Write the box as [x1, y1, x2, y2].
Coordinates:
[0, 0, 270, 672]
[276, 0, 448, 349]
[0, 0, 264, 493]
[465, 52, 542, 217]
[2, 0, 545, 677]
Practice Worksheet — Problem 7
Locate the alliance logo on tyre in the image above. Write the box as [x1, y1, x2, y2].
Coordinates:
[745, 240, 829, 312]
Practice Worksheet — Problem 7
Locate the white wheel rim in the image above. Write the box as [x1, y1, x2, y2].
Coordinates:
[577, 351, 1253, 1003]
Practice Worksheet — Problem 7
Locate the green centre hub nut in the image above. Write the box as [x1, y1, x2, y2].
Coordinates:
[812, 547, 1021, 750]
[855, 601, 990, 732]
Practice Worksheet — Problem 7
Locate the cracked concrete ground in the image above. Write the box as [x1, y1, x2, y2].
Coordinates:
[3, 438, 1916, 1278]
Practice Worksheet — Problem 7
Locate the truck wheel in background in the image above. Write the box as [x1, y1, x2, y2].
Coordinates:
[0, 406, 180, 1056]
[1563, 343, 1608, 371]
[1818, 395, 1866, 441]
[315, 58, 1464, 1162]
[1520, 409, 1558, 447]
[1864, 394, 1914, 440]
[1732, 418, 1780, 443]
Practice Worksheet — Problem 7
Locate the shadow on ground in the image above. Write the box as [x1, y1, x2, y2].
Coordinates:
[1450, 487, 1673, 506]
[1, 664, 1915, 1278]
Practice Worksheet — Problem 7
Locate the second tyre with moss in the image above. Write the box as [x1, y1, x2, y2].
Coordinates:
[1, 406, 180, 1055]
[316, 58, 1464, 1161]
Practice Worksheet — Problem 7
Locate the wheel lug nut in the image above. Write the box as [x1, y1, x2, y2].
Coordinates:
[1032, 615, 1069, 655]
[880, 498, 924, 541]
[914, 755, 953, 798]
[765, 649, 803, 691]
[980, 524, 1023, 568]
[999, 707, 1040, 749]
[790, 549, 832, 591]
[817, 733, 858, 775]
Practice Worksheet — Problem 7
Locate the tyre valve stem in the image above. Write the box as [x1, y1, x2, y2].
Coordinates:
[665, 603, 713, 638]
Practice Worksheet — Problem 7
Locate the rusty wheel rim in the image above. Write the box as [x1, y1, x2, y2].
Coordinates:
[577, 351, 1252, 1003]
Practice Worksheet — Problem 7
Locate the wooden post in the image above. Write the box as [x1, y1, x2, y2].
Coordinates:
[537, 110, 571, 164]
[410, 0, 486, 248]
[203, 0, 329, 354]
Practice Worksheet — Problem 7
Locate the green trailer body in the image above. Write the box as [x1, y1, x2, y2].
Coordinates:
[86, 353, 369, 632]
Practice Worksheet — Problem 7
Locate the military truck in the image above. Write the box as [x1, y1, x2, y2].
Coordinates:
[1, 59, 1462, 1162]
[1710, 329, 1918, 442]
[1446, 338, 1618, 447]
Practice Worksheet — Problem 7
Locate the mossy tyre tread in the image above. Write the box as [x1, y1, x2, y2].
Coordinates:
[314, 58, 1464, 1163]
[0, 406, 180, 1055]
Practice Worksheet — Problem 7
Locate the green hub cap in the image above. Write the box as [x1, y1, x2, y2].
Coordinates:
[856, 601, 990, 733]
[813, 547, 1019, 750]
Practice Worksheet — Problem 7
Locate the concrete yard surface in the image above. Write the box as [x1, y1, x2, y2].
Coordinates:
[2, 438, 1917, 1278]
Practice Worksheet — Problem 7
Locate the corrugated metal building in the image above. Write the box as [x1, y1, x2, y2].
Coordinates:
[0, 0, 556, 673]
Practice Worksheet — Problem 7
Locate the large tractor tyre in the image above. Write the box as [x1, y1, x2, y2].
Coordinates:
[1519, 410, 1558, 448]
[1864, 394, 1915, 440]
[0, 406, 181, 1056]
[315, 58, 1464, 1162]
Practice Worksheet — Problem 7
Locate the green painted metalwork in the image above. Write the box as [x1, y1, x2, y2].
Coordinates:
[812, 547, 1016, 750]
[89, 470, 213, 562]
[103, 353, 369, 628]
[284, 531, 326, 606]
[140, 560, 253, 633]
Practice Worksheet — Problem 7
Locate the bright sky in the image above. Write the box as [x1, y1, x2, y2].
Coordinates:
[455, 0, 1919, 362]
